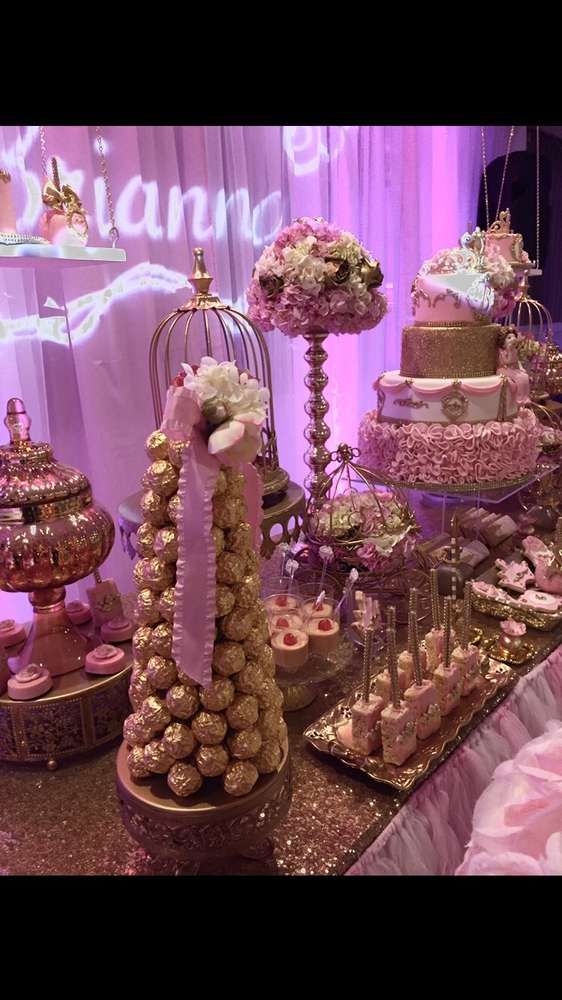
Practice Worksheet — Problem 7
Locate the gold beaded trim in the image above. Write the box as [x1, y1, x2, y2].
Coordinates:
[0, 489, 92, 524]
[381, 473, 532, 494]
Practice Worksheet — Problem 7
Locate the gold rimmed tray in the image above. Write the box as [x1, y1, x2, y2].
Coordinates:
[303, 658, 515, 792]
[480, 636, 535, 667]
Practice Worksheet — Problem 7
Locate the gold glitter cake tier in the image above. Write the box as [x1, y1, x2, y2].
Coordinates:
[400, 324, 500, 379]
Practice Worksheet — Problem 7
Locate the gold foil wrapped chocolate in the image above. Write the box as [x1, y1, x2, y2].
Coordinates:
[165, 683, 199, 720]
[167, 438, 188, 468]
[128, 669, 155, 711]
[145, 430, 169, 462]
[142, 460, 179, 498]
[123, 712, 154, 746]
[139, 694, 171, 733]
[255, 645, 275, 677]
[153, 527, 178, 563]
[224, 467, 245, 497]
[216, 551, 245, 585]
[158, 586, 175, 623]
[228, 727, 262, 760]
[213, 495, 245, 530]
[212, 525, 225, 557]
[167, 761, 202, 797]
[161, 722, 196, 759]
[136, 522, 158, 558]
[226, 522, 252, 554]
[127, 745, 151, 780]
[143, 739, 175, 774]
[191, 710, 228, 746]
[140, 489, 170, 527]
[151, 621, 173, 658]
[195, 744, 229, 778]
[258, 709, 284, 740]
[200, 677, 235, 712]
[257, 679, 283, 711]
[223, 760, 258, 797]
[215, 584, 236, 617]
[146, 655, 177, 689]
[226, 694, 259, 731]
[252, 738, 282, 774]
[234, 573, 260, 609]
[235, 661, 267, 696]
[245, 550, 260, 574]
[133, 557, 174, 593]
[214, 469, 227, 495]
[221, 607, 256, 641]
[167, 494, 181, 525]
[213, 641, 246, 677]
[242, 622, 269, 658]
[133, 588, 162, 626]
[132, 625, 154, 665]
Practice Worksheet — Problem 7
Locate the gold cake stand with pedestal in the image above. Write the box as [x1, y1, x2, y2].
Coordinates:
[0, 637, 132, 770]
[115, 741, 292, 875]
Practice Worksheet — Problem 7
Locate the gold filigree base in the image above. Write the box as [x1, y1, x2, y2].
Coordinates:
[0, 659, 132, 767]
[384, 473, 534, 494]
[116, 741, 292, 863]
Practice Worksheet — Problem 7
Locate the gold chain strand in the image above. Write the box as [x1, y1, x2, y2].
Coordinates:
[95, 126, 119, 246]
[39, 125, 48, 178]
[536, 125, 540, 270]
[495, 125, 516, 221]
[480, 126, 490, 230]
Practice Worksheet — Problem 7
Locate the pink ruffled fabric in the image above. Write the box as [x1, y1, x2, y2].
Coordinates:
[358, 407, 541, 485]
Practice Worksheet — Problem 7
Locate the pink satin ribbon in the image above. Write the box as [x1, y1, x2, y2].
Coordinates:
[161, 385, 263, 688]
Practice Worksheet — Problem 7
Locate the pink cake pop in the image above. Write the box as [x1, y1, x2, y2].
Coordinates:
[0, 619, 27, 648]
[7, 663, 53, 701]
[85, 643, 126, 675]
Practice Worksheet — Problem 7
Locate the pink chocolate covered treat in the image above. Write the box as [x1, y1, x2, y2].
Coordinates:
[7, 663, 53, 701]
[270, 629, 309, 672]
[340, 693, 384, 755]
[101, 617, 135, 643]
[307, 617, 340, 654]
[482, 514, 517, 546]
[0, 619, 26, 648]
[66, 601, 93, 625]
[534, 559, 562, 596]
[517, 590, 562, 614]
[425, 628, 445, 673]
[495, 559, 535, 594]
[404, 678, 441, 739]
[433, 661, 462, 715]
[85, 643, 126, 675]
[521, 535, 552, 569]
[381, 701, 417, 765]
[397, 649, 415, 687]
[451, 645, 481, 696]
[375, 665, 409, 703]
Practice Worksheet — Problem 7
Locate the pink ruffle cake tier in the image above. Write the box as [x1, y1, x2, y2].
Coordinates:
[358, 407, 541, 489]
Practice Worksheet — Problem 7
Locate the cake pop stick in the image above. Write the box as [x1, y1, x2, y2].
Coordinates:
[433, 597, 462, 715]
[386, 626, 400, 709]
[381, 621, 417, 765]
[451, 581, 481, 696]
[462, 580, 471, 649]
[345, 611, 385, 755]
[430, 568, 441, 629]
[443, 597, 452, 669]
[410, 611, 423, 686]
[404, 610, 442, 739]
[362, 621, 374, 702]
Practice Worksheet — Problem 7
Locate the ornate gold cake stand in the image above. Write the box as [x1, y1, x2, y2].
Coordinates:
[118, 484, 305, 561]
[0, 652, 132, 769]
[115, 741, 292, 874]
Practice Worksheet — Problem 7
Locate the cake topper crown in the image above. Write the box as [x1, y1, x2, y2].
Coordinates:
[488, 209, 511, 235]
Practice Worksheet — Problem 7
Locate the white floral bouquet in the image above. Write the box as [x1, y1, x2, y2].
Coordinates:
[246, 217, 388, 337]
[180, 357, 269, 464]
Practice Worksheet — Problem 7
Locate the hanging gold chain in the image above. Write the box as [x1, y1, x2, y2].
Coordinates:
[95, 125, 119, 246]
[495, 125, 516, 221]
[536, 125, 540, 270]
[39, 125, 48, 178]
[480, 126, 490, 230]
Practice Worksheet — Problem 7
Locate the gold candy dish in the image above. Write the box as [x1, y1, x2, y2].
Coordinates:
[303, 658, 515, 792]
[480, 635, 535, 667]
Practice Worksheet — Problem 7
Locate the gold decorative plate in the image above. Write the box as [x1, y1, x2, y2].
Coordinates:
[303, 659, 515, 791]
[480, 637, 535, 667]
[471, 591, 562, 631]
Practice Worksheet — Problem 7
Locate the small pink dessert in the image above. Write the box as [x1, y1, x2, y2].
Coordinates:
[307, 617, 340, 654]
[482, 514, 517, 547]
[425, 628, 444, 673]
[101, 616, 135, 643]
[461, 539, 490, 568]
[534, 559, 562, 596]
[264, 593, 300, 613]
[381, 701, 417, 765]
[66, 601, 93, 625]
[375, 665, 409, 703]
[495, 559, 535, 594]
[397, 649, 415, 687]
[270, 629, 309, 672]
[521, 535, 552, 569]
[347, 693, 385, 755]
[85, 643, 126, 675]
[7, 663, 53, 701]
[0, 619, 26, 648]
[451, 645, 481, 695]
[302, 597, 335, 620]
[517, 590, 562, 614]
[433, 660, 462, 715]
[268, 611, 304, 633]
[404, 679, 441, 739]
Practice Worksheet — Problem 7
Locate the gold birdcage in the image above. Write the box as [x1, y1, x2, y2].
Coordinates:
[148, 248, 289, 502]
[304, 444, 420, 587]
[505, 272, 556, 402]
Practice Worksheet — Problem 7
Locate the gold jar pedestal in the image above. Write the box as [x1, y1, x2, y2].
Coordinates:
[0, 653, 132, 769]
[115, 741, 292, 874]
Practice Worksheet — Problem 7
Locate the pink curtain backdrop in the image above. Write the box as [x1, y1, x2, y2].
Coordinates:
[0, 125, 512, 618]
[346, 643, 562, 876]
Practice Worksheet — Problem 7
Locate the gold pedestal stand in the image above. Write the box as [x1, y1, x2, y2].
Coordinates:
[115, 742, 292, 874]
[0, 650, 132, 769]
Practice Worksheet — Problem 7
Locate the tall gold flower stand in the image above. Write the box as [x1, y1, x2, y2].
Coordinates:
[0, 659, 132, 769]
[115, 741, 292, 875]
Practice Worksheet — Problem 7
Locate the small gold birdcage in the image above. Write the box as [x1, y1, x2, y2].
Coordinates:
[148, 248, 289, 502]
[304, 444, 420, 588]
[506, 272, 560, 401]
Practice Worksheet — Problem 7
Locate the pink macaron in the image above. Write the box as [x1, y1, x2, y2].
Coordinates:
[7, 663, 53, 701]
[85, 643, 126, 675]
[0, 619, 27, 648]
[66, 601, 93, 625]
[100, 617, 135, 643]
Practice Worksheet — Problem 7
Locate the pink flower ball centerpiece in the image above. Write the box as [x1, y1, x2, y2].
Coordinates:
[247, 217, 388, 507]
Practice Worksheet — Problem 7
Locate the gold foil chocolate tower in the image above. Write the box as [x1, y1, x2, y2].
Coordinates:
[124, 429, 287, 798]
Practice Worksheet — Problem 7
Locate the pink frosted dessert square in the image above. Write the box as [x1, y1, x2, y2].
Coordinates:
[433, 661, 462, 716]
[425, 628, 444, 673]
[461, 539, 490, 568]
[350, 693, 385, 754]
[397, 649, 414, 687]
[381, 701, 417, 765]
[375, 665, 409, 703]
[451, 644, 481, 695]
[482, 514, 517, 547]
[404, 679, 441, 739]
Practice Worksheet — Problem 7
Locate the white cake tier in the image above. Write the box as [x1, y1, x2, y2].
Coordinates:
[375, 371, 521, 424]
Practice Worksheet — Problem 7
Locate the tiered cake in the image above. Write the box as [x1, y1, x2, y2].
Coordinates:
[358, 230, 541, 488]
